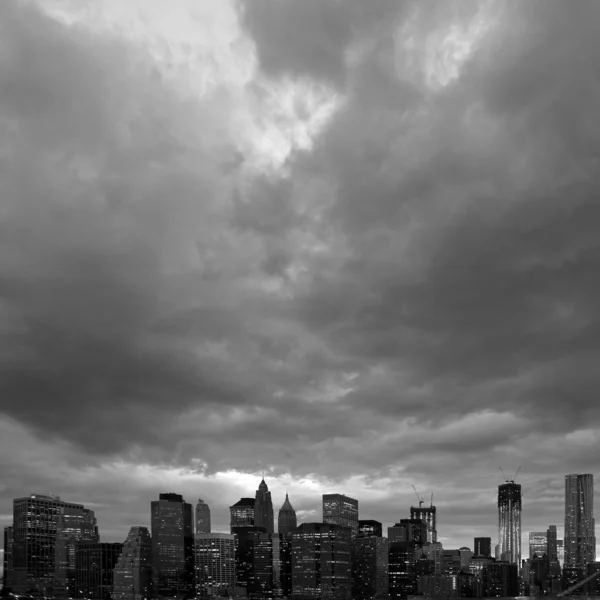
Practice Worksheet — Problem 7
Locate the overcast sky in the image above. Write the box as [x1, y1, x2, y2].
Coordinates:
[1, 0, 600, 565]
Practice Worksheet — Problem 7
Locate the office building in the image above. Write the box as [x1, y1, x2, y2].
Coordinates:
[194, 533, 235, 598]
[151, 493, 194, 599]
[112, 526, 152, 600]
[291, 523, 352, 600]
[565, 474, 595, 568]
[351, 535, 389, 600]
[253, 533, 285, 599]
[54, 506, 99, 597]
[389, 541, 418, 600]
[529, 531, 547, 559]
[387, 520, 427, 546]
[358, 520, 383, 538]
[3, 526, 13, 592]
[74, 542, 123, 599]
[498, 482, 521, 565]
[410, 505, 437, 544]
[277, 494, 297, 537]
[483, 562, 519, 597]
[230, 498, 255, 531]
[418, 574, 457, 599]
[421, 542, 444, 575]
[547, 525, 561, 577]
[254, 480, 274, 535]
[231, 526, 265, 592]
[11, 494, 91, 595]
[473, 537, 491, 558]
[459, 547, 473, 571]
[585, 562, 600, 595]
[195, 499, 211, 535]
[322, 494, 359, 537]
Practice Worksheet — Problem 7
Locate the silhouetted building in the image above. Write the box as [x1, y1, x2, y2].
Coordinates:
[291, 523, 351, 600]
[387, 520, 426, 546]
[54, 506, 99, 598]
[389, 541, 417, 600]
[585, 562, 600, 595]
[351, 535, 388, 600]
[230, 498, 255, 531]
[410, 506, 437, 544]
[74, 542, 123, 600]
[498, 482, 521, 565]
[3, 526, 13, 592]
[358, 520, 383, 538]
[277, 494, 297, 537]
[11, 494, 92, 595]
[418, 574, 457, 599]
[151, 493, 194, 599]
[231, 526, 265, 592]
[279, 534, 293, 599]
[194, 533, 235, 598]
[459, 547, 472, 571]
[323, 494, 359, 537]
[112, 526, 152, 600]
[473, 537, 491, 558]
[547, 525, 561, 578]
[195, 500, 211, 535]
[529, 552, 549, 593]
[254, 480, 274, 535]
[565, 473, 595, 569]
[562, 566, 584, 595]
[483, 561, 518, 597]
[421, 543, 443, 575]
[253, 533, 285, 599]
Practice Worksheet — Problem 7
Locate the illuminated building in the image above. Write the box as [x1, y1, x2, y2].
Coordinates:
[529, 531, 547, 559]
[254, 480, 274, 534]
[389, 541, 417, 600]
[230, 498, 255, 531]
[54, 507, 99, 597]
[231, 526, 264, 591]
[351, 535, 389, 600]
[195, 500, 211, 535]
[358, 520, 383, 538]
[253, 533, 286, 599]
[564, 474, 595, 568]
[498, 482, 521, 566]
[3, 526, 13, 591]
[150, 493, 194, 599]
[585, 562, 600, 595]
[74, 542, 123, 599]
[11, 494, 92, 595]
[194, 533, 235, 597]
[473, 537, 491, 558]
[291, 523, 351, 600]
[410, 506, 437, 544]
[322, 494, 359, 537]
[277, 494, 297, 537]
[112, 526, 152, 600]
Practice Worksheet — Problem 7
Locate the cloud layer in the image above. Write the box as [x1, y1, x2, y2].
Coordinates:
[1, 0, 600, 557]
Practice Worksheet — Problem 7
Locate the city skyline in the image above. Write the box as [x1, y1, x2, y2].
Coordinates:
[2, 0, 600, 583]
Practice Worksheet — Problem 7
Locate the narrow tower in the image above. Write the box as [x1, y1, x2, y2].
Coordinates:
[564, 473, 595, 568]
[498, 481, 522, 566]
[278, 494, 297, 537]
[195, 499, 211, 534]
[254, 479, 274, 534]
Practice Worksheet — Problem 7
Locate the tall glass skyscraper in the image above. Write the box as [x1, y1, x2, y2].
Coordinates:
[254, 479, 274, 534]
[195, 499, 211, 535]
[322, 494, 359, 537]
[229, 498, 255, 531]
[194, 533, 235, 597]
[150, 493, 194, 599]
[564, 473, 595, 568]
[498, 482, 521, 565]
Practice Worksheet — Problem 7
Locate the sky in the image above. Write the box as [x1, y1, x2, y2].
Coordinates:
[1, 0, 600, 565]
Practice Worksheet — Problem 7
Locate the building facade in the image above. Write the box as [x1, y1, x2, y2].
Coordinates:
[74, 542, 123, 599]
[546, 525, 561, 577]
[564, 473, 595, 569]
[473, 537, 491, 558]
[230, 498, 255, 531]
[529, 531, 547, 559]
[3, 526, 13, 591]
[150, 493, 194, 599]
[291, 523, 352, 600]
[351, 535, 389, 600]
[112, 526, 152, 600]
[11, 494, 90, 595]
[388, 520, 427, 546]
[194, 533, 235, 598]
[253, 533, 285, 599]
[358, 520, 383, 538]
[195, 500, 211, 535]
[409, 506, 437, 544]
[277, 494, 297, 537]
[322, 495, 359, 537]
[498, 482, 521, 565]
[254, 480, 274, 535]
[389, 541, 418, 600]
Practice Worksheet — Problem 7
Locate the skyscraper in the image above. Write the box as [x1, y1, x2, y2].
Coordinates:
[254, 479, 274, 534]
[565, 473, 595, 569]
[474, 537, 492, 558]
[150, 493, 194, 599]
[498, 482, 521, 565]
[194, 533, 235, 597]
[74, 542, 123, 600]
[547, 525, 561, 578]
[351, 535, 389, 600]
[195, 499, 211, 535]
[112, 526, 152, 600]
[254, 533, 285, 598]
[292, 523, 352, 600]
[230, 498, 255, 531]
[322, 494, 359, 537]
[358, 520, 383, 538]
[387, 519, 427, 545]
[277, 493, 297, 537]
[529, 531, 548, 559]
[410, 505, 437, 544]
[11, 494, 92, 595]
[3, 526, 13, 592]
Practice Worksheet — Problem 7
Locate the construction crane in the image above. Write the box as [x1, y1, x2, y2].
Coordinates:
[513, 465, 522, 481]
[412, 485, 424, 507]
